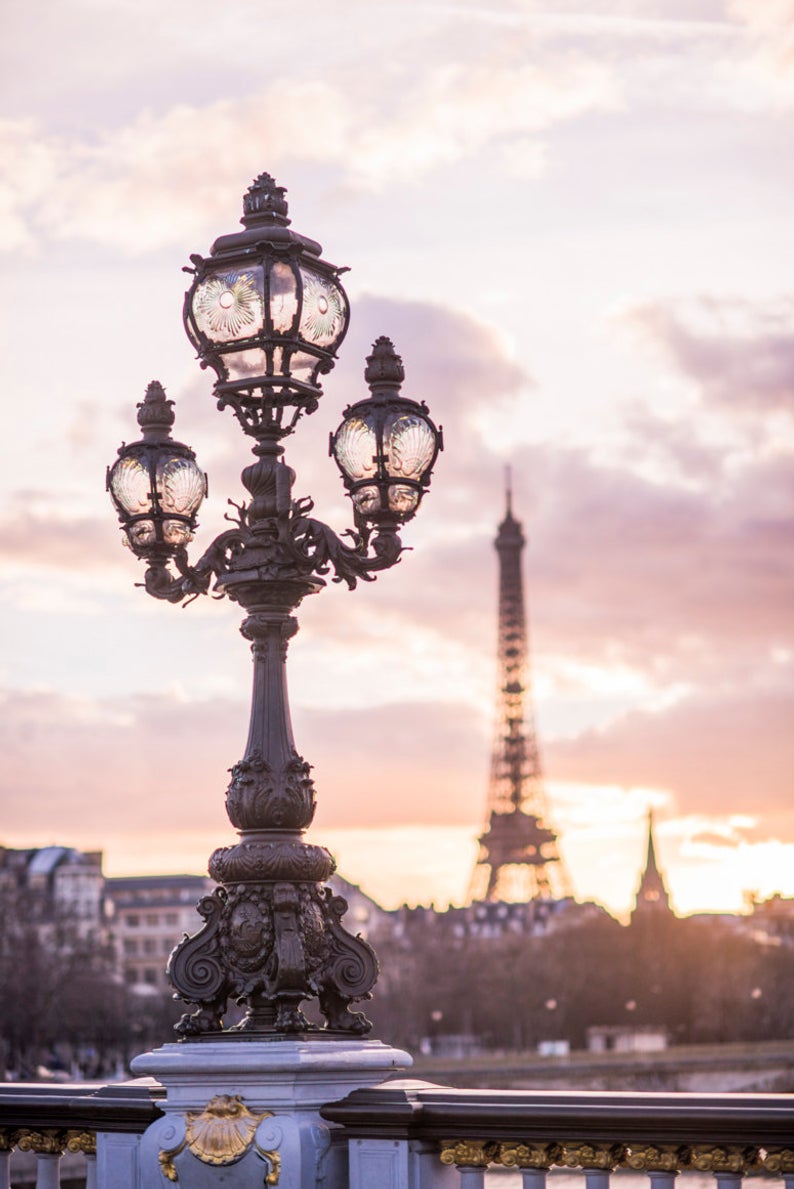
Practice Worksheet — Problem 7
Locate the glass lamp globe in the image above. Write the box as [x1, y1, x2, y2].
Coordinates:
[331, 337, 442, 525]
[183, 173, 350, 418]
[107, 381, 207, 558]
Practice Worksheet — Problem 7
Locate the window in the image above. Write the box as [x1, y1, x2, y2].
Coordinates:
[162, 938, 173, 954]
[143, 939, 156, 955]
[126, 914, 139, 927]
[124, 940, 138, 955]
[144, 968, 158, 984]
[146, 913, 159, 926]
[164, 912, 178, 926]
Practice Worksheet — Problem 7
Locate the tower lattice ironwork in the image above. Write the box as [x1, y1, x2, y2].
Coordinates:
[468, 482, 571, 904]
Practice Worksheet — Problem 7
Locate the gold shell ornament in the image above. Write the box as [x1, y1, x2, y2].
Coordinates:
[159, 1095, 280, 1183]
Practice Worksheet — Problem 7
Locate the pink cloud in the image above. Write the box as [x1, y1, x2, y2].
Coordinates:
[547, 677, 794, 821]
[620, 296, 794, 415]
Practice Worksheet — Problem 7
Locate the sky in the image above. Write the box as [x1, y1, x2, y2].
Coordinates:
[1, 0, 792, 919]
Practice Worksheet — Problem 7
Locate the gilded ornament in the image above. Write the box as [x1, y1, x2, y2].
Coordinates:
[498, 1142, 561, 1169]
[440, 1139, 498, 1167]
[561, 1142, 625, 1171]
[65, 1130, 96, 1156]
[690, 1145, 760, 1174]
[159, 1096, 280, 1181]
[0, 1129, 18, 1151]
[764, 1149, 794, 1175]
[15, 1129, 66, 1155]
[626, 1144, 689, 1172]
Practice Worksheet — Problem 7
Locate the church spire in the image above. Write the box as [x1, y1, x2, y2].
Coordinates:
[632, 810, 673, 921]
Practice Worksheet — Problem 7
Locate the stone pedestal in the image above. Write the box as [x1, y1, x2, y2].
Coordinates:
[126, 1038, 412, 1189]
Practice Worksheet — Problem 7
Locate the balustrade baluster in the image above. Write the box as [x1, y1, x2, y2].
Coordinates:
[714, 1173, 743, 1189]
[458, 1167, 486, 1189]
[647, 1169, 677, 1189]
[582, 1169, 611, 1189]
[521, 1170, 547, 1189]
[33, 1151, 62, 1189]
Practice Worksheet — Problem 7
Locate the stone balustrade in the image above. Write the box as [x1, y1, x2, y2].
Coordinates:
[1, 1073, 793, 1188]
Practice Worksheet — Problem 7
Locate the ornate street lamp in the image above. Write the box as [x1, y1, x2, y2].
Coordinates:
[108, 173, 442, 1037]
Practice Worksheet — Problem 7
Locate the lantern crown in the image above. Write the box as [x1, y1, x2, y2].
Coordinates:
[183, 175, 350, 432]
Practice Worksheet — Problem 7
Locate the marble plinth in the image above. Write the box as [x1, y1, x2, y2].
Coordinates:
[110, 1038, 412, 1189]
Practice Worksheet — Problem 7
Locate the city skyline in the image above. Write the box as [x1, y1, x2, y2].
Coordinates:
[1, 0, 792, 917]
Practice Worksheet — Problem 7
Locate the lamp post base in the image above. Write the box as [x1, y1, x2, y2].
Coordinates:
[128, 1037, 412, 1189]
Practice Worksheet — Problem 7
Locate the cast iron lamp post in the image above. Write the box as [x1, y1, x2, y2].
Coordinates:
[108, 173, 442, 1038]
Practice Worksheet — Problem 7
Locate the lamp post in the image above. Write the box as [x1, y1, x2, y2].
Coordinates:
[108, 173, 442, 1039]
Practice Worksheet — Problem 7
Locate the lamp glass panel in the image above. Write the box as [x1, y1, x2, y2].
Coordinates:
[269, 261, 299, 333]
[111, 456, 152, 516]
[333, 416, 378, 481]
[128, 520, 157, 546]
[219, 347, 268, 381]
[289, 351, 320, 384]
[162, 519, 194, 546]
[388, 485, 420, 514]
[299, 268, 346, 349]
[157, 456, 205, 516]
[193, 267, 265, 343]
[384, 413, 436, 481]
[352, 484, 381, 514]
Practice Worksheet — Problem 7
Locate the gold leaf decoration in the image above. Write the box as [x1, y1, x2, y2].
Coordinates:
[561, 1142, 626, 1170]
[15, 1129, 66, 1156]
[440, 1139, 498, 1167]
[159, 1095, 279, 1183]
[185, 1094, 272, 1166]
[499, 1142, 562, 1169]
[65, 1130, 96, 1156]
[626, 1144, 690, 1172]
[159, 1143, 184, 1183]
[764, 1148, 794, 1175]
[690, 1145, 760, 1174]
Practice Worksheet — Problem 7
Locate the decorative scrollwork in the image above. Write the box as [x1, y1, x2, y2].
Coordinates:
[15, 1129, 66, 1155]
[689, 1145, 760, 1174]
[560, 1142, 626, 1170]
[764, 1148, 794, 1175]
[498, 1142, 562, 1169]
[65, 1130, 97, 1156]
[440, 1140, 499, 1168]
[315, 888, 379, 1033]
[168, 889, 228, 1036]
[626, 1144, 688, 1172]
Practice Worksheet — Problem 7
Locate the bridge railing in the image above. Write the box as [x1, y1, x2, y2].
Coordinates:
[0, 1081, 163, 1188]
[321, 1081, 794, 1189]
[1, 1077, 792, 1188]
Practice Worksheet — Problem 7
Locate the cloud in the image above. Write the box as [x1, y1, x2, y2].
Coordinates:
[729, 0, 794, 76]
[0, 510, 122, 571]
[618, 296, 794, 416]
[0, 41, 618, 254]
[363, 436, 794, 679]
[546, 675, 794, 821]
[0, 687, 487, 844]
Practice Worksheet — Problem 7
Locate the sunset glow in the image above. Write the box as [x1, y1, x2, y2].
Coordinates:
[1, 0, 792, 921]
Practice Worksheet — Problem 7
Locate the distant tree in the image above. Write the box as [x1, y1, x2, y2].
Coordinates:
[0, 883, 129, 1077]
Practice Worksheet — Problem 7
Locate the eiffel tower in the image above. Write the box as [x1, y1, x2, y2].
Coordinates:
[468, 479, 571, 903]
